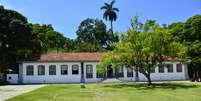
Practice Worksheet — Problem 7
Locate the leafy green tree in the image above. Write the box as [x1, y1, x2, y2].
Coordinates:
[183, 15, 201, 81]
[0, 6, 42, 72]
[168, 15, 201, 43]
[75, 18, 108, 52]
[188, 41, 201, 81]
[101, 0, 119, 35]
[131, 15, 143, 32]
[168, 22, 185, 42]
[184, 15, 201, 42]
[98, 28, 186, 85]
[143, 20, 159, 32]
[168, 15, 201, 81]
[105, 31, 119, 50]
[31, 24, 67, 52]
[64, 38, 76, 52]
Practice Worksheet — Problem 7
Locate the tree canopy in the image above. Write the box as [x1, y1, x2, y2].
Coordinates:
[101, 0, 119, 35]
[31, 24, 69, 52]
[98, 26, 187, 85]
[75, 18, 119, 52]
[168, 15, 201, 81]
[0, 6, 42, 72]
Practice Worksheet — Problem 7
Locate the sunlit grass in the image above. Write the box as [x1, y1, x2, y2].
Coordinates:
[6, 82, 201, 101]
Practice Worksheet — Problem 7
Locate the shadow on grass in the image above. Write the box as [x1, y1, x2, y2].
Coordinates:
[103, 83, 199, 90]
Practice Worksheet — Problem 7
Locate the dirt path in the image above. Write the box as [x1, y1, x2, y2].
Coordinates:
[0, 84, 45, 101]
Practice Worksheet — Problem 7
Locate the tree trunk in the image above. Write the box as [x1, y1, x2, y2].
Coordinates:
[144, 73, 152, 86]
[147, 75, 152, 86]
[110, 20, 113, 36]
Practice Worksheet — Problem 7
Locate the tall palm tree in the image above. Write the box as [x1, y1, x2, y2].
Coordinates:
[101, 0, 119, 35]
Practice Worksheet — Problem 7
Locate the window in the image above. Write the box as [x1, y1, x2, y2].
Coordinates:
[49, 65, 56, 75]
[177, 64, 182, 72]
[26, 65, 34, 76]
[167, 64, 173, 73]
[61, 65, 68, 75]
[72, 65, 79, 75]
[127, 68, 133, 77]
[38, 65, 45, 75]
[159, 66, 164, 73]
[116, 66, 124, 77]
[86, 65, 93, 78]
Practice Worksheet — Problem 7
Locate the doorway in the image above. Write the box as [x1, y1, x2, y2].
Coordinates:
[107, 66, 114, 78]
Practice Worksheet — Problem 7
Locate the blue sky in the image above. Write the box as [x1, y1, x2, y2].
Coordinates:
[0, 0, 201, 39]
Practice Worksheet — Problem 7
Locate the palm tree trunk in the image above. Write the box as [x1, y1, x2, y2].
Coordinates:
[110, 20, 113, 36]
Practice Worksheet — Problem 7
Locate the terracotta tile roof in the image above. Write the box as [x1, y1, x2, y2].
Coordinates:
[37, 52, 105, 62]
[30, 52, 182, 62]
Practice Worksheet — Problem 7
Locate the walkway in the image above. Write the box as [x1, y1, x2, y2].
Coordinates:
[0, 84, 45, 101]
[101, 78, 123, 83]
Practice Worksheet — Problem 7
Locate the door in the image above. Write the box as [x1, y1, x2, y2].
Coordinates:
[107, 66, 113, 78]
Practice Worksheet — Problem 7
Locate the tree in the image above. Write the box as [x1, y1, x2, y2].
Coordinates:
[168, 22, 185, 42]
[188, 41, 201, 81]
[168, 15, 201, 81]
[98, 28, 187, 85]
[183, 15, 201, 42]
[0, 6, 42, 72]
[101, 0, 119, 35]
[64, 38, 76, 52]
[131, 15, 143, 32]
[143, 20, 159, 32]
[184, 15, 201, 82]
[75, 18, 108, 52]
[31, 24, 67, 52]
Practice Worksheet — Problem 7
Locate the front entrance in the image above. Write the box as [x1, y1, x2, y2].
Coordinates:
[107, 66, 114, 78]
[106, 65, 124, 78]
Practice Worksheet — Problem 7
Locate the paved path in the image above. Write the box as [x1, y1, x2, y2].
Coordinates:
[101, 78, 123, 83]
[0, 85, 45, 101]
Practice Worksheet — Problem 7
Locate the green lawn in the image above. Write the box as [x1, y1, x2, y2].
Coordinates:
[6, 82, 201, 101]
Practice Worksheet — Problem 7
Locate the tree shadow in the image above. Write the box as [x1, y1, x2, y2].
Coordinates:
[102, 83, 199, 90]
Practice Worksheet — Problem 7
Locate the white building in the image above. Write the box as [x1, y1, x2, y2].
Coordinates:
[7, 52, 189, 84]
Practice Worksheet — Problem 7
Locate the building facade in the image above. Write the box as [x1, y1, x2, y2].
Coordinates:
[7, 53, 189, 84]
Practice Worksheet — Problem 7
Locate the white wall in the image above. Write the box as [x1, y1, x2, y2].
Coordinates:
[19, 61, 188, 84]
[21, 62, 81, 84]
[118, 66, 136, 82]
[138, 62, 188, 81]
[7, 74, 18, 84]
[117, 62, 188, 82]
[84, 62, 103, 83]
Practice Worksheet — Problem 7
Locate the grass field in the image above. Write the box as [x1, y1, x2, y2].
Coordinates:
[6, 82, 201, 101]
